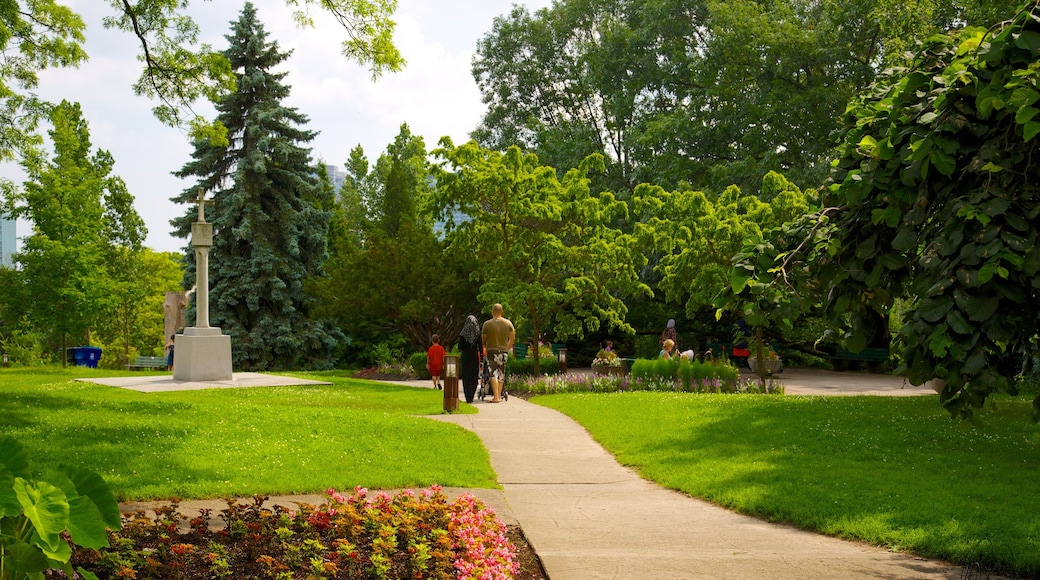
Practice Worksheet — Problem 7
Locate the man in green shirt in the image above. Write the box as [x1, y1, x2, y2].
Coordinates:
[481, 303, 515, 403]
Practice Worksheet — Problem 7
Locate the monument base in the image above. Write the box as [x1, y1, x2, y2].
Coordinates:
[172, 327, 233, 381]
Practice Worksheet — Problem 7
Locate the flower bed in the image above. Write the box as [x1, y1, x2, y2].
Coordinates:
[513, 360, 784, 396]
[62, 486, 519, 580]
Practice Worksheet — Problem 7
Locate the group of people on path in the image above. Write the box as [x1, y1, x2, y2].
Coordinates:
[427, 303, 515, 404]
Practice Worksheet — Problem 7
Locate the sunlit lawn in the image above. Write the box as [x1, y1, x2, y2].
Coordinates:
[535, 390, 1040, 577]
[0, 367, 494, 501]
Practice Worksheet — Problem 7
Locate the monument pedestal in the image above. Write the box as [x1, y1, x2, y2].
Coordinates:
[172, 327, 232, 381]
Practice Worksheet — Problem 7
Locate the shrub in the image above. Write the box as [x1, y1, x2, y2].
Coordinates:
[0, 328, 50, 367]
[408, 351, 432, 380]
[64, 486, 519, 580]
[507, 355, 561, 377]
[513, 371, 783, 395]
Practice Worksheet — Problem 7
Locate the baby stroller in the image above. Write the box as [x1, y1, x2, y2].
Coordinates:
[477, 350, 508, 402]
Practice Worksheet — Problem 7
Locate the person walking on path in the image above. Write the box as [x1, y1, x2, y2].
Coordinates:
[458, 315, 482, 403]
[481, 303, 514, 403]
[426, 334, 446, 390]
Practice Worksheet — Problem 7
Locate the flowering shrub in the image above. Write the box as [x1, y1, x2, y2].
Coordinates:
[353, 361, 416, 381]
[591, 350, 621, 367]
[513, 361, 784, 396]
[61, 486, 519, 580]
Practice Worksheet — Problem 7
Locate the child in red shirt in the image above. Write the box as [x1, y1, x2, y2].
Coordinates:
[427, 334, 445, 390]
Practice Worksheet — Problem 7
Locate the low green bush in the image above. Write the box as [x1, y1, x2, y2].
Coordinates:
[512, 369, 782, 395]
[408, 351, 432, 379]
[630, 357, 742, 391]
[507, 355, 561, 377]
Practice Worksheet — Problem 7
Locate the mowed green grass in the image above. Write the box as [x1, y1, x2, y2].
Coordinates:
[0, 367, 494, 501]
[535, 391, 1040, 576]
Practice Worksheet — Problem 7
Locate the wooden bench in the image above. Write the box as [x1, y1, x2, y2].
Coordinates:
[127, 356, 168, 370]
[831, 347, 890, 371]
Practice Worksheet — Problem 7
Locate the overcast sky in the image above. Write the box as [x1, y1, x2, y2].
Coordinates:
[0, 0, 551, 253]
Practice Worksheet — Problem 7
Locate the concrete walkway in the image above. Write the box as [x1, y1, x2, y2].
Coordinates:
[429, 387, 964, 580]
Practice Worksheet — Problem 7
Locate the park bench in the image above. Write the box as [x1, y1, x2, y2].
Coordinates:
[830, 347, 890, 371]
[127, 356, 167, 370]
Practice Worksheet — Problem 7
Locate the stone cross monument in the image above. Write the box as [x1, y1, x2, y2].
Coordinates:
[172, 189, 233, 381]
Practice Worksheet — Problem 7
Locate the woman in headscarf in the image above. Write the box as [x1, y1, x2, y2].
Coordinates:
[459, 315, 482, 403]
[660, 319, 677, 351]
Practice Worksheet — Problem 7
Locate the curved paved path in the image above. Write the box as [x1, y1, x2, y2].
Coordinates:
[430, 384, 965, 580]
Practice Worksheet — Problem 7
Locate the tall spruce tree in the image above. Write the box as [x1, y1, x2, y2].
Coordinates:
[171, 3, 342, 371]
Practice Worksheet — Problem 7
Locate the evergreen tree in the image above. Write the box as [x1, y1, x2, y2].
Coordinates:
[172, 3, 343, 371]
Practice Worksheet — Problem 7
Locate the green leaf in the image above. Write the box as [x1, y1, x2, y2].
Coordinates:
[0, 436, 30, 479]
[4, 539, 50, 576]
[1014, 30, 1040, 52]
[946, 308, 973, 334]
[929, 149, 957, 176]
[62, 465, 121, 529]
[1024, 121, 1040, 142]
[891, 227, 918, 251]
[14, 478, 70, 552]
[66, 495, 110, 549]
[918, 297, 953, 322]
[1015, 105, 1039, 125]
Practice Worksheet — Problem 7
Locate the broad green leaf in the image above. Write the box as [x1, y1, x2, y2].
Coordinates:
[0, 436, 30, 478]
[1024, 121, 1040, 142]
[1015, 105, 1039, 125]
[13, 478, 69, 552]
[1014, 29, 1040, 52]
[4, 539, 50, 576]
[918, 298, 953, 322]
[929, 149, 957, 176]
[962, 350, 987, 375]
[62, 465, 120, 529]
[66, 495, 110, 549]
[891, 227, 918, 251]
[946, 308, 973, 334]
[1009, 87, 1040, 108]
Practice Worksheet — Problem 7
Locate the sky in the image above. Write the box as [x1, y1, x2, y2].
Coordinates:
[0, 0, 552, 253]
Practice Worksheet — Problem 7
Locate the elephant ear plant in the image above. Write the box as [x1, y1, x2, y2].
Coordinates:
[0, 436, 121, 580]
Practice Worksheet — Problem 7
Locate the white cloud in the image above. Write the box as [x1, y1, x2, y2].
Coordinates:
[1, 0, 552, 253]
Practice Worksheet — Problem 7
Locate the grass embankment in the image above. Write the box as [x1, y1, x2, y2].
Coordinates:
[0, 367, 494, 501]
[535, 391, 1040, 577]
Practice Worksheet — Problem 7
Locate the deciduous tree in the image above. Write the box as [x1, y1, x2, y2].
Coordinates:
[432, 139, 649, 375]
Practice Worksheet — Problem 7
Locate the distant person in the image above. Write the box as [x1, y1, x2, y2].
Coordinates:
[427, 334, 446, 390]
[603, 340, 614, 352]
[481, 303, 515, 403]
[660, 339, 675, 360]
[165, 334, 175, 371]
[459, 315, 482, 404]
[660, 319, 677, 351]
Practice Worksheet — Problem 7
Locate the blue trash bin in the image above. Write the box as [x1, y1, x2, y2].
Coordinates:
[81, 346, 102, 368]
[69, 346, 102, 368]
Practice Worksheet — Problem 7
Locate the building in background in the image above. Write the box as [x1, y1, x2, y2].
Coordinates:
[325, 164, 346, 194]
[0, 215, 14, 268]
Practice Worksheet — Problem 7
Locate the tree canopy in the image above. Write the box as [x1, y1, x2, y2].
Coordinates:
[721, 0, 1040, 419]
[0, 0, 402, 168]
[472, 0, 1021, 194]
[432, 139, 649, 373]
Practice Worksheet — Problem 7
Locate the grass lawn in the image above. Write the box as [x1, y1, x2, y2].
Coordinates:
[0, 367, 495, 501]
[534, 390, 1040, 577]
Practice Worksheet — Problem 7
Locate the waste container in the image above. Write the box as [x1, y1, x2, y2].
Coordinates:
[68, 346, 102, 368]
